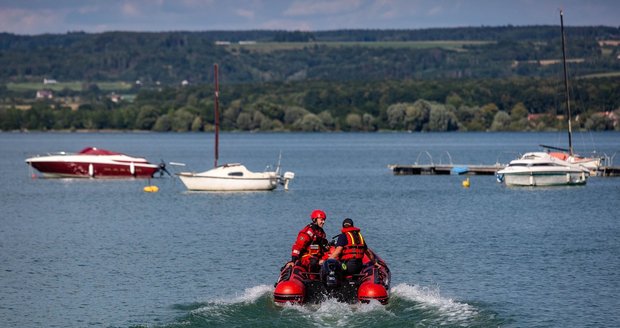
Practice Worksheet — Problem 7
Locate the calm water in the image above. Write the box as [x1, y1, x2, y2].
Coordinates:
[1, 132, 619, 328]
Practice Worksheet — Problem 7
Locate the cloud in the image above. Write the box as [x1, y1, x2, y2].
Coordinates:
[0, 0, 618, 34]
[284, 0, 362, 16]
[235, 8, 255, 19]
[426, 5, 443, 17]
[260, 19, 312, 31]
[0, 8, 63, 34]
[121, 3, 141, 16]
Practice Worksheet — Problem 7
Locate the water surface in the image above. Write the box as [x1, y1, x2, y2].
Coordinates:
[1, 132, 619, 327]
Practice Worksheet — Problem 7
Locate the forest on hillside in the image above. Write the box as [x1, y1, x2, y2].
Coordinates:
[1, 27, 619, 132]
[1, 26, 619, 83]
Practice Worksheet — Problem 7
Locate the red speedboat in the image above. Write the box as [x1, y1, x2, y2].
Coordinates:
[25, 147, 167, 178]
[273, 248, 390, 305]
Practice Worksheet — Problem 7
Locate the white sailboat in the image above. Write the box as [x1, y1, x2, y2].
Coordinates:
[539, 144, 602, 174]
[539, 10, 604, 175]
[177, 64, 294, 191]
[497, 10, 592, 187]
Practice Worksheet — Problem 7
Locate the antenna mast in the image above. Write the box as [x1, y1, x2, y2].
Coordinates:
[214, 64, 220, 167]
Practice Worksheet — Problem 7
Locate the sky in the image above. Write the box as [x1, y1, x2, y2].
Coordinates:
[1, 0, 619, 35]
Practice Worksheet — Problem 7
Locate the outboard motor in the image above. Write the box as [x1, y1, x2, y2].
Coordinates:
[320, 259, 342, 289]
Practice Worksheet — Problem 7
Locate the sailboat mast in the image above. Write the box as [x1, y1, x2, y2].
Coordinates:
[214, 64, 220, 167]
[560, 10, 573, 156]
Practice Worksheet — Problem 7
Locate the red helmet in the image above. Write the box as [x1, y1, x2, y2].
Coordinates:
[310, 209, 326, 220]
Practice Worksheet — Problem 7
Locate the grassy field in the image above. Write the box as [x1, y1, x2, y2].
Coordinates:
[227, 40, 494, 53]
[7, 81, 133, 92]
[578, 71, 620, 79]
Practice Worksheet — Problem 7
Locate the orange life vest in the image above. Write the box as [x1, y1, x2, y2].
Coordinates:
[340, 227, 366, 261]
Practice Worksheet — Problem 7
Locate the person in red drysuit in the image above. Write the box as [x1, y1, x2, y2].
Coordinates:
[288, 209, 329, 273]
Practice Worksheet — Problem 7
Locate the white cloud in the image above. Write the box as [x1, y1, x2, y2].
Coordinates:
[0, 8, 63, 34]
[121, 3, 141, 16]
[236, 8, 255, 19]
[260, 19, 312, 31]
[426, 5, 443, 17]
[0, 0, 618, 34]
[284, 0, 362, 16]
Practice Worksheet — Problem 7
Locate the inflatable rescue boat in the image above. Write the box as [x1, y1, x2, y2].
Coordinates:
[273, 248, 390, 305]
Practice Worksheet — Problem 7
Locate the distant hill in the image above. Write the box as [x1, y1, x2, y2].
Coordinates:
[1, 26, 619, 84]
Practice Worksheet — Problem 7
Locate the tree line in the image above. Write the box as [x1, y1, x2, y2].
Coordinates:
[2, 77, 618, 132]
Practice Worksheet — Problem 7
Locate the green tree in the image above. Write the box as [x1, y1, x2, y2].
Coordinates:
[345, 113, 362, 131]
[171, 109, 195, 132]
[294, 113, 325, 131]
[318, 111, 336, 130]
[135, 105, 159, 130]
[445, 92, 463, 108]
[405, 100, 432, 131]
[386, 103, 407, 129]
[153, 114, 172, 131]
[191, 116, 203, 131]
[490, 111, 511, 131]
[509, 102, 529, 131]
[283, 106, 310, 126]
[222, 100, 243, 129]
[362, 113, 376, 131]
[428, 106, 458, 131]
[236, 112, 253, 130]
[0, 107, 23, 130]
[478, 103, 499, 130]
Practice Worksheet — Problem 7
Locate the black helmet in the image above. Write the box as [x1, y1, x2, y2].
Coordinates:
[342, 218, 354, 227]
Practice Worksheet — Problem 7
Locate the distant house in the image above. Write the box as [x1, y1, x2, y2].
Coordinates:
[239, 40, 256, 45]
[527, 113, 549, 121]
[592, 111, 619, 127]
[108, 93, 122, 103]
[43, 78, 57, 84]
[36, 90, 53, 99]
[181, 80, 189, 86]
[527, 113, 564, 121]
[215, 41, 231, 45]
[598, 40, 620, 47]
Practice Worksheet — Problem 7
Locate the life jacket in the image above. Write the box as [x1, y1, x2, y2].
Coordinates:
[340, 226, 366, 261]
[292, 223, 326, 259]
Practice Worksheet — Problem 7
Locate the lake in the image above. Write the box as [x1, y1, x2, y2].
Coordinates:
[1, 131, 619, 327]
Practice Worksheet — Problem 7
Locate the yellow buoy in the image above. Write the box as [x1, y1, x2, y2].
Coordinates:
[462, 178, 470, 188]
[143, 185, 159, 193]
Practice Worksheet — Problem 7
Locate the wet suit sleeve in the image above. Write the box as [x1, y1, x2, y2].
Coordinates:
[291, 230, 310, 262]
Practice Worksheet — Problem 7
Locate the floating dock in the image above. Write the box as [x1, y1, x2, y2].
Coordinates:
[388, 164, 503, 176]
[388, 164, 620, 177]
[597, 166, 620, 177]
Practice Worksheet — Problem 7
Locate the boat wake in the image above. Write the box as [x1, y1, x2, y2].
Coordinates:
[157, 282, 504, 328]
[390, 283, 481, 326]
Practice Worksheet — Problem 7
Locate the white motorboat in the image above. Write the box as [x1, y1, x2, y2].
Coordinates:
[177, 64, 294, 191]
[496, 152, 589, 186]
